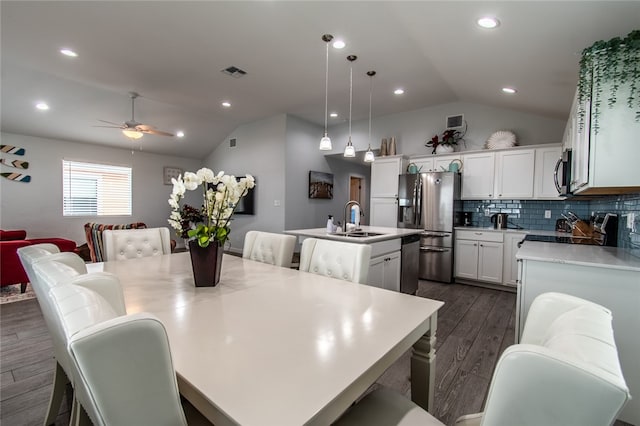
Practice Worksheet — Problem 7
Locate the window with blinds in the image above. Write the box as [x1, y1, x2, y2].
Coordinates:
[62, 160, 132, 216]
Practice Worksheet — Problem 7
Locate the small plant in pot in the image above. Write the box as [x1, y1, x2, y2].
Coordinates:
[425, 129, 461, 154]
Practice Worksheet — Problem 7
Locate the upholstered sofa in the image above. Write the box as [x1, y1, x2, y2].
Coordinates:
[0, 230, 77, 292]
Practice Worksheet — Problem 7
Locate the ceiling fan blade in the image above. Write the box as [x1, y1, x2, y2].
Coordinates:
[97, 119, 123, 126]
[93, 125, 123, 129]
[142, 128, 175, 137]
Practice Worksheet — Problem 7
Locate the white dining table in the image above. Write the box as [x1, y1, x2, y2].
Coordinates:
[87, 252, 443, 426]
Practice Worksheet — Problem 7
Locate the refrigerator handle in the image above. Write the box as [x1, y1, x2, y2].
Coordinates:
[415, 176, 423, 227]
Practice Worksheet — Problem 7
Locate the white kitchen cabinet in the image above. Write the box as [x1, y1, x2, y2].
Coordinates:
[516, 249, 640, 424]
[570, 83, 640, 194]
[502, 232, 526, 286]
[494, 149, 535, 199]
[370, 197, 398, 227]
[454, 230, 503, 284]
[461, 152, 495, 199]
[534, 146, 562, 199]
[408, 156, 435, 173]
[368, 251, 401, 292]
[434, 155, 461, 172]
[370, 156, 406, 198]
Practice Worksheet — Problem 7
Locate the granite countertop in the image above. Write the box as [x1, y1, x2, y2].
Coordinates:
[516, 241, 640, 272]
[285, 226, 423, 244]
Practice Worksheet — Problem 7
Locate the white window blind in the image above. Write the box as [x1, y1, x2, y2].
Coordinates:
[63, 160, 132, 216]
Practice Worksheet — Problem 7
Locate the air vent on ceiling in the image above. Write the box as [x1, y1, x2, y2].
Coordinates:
[221, 66, 247, 78]
[230, 138, 237, 147]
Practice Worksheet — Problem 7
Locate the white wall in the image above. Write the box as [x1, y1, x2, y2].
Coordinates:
[325, 101, 566, 156]
[0, 132, 202, 245]
[203, 114, 287, 253]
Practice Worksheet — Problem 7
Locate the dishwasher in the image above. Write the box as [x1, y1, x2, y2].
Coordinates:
[400, 234, 420, 294]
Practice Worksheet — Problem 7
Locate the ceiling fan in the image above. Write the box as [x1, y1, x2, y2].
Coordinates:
[95, 92, 174, 140]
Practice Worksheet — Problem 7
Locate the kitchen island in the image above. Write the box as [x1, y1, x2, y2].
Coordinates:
[515, 241, 640, 425]
[286, 226, 423, 293]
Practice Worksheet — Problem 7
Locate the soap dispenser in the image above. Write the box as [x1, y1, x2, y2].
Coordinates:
[327, 215, 335, 233]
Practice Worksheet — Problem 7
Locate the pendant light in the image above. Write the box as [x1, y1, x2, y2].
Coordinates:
[344, 55, 357, 158]
[319, 34, 334, 151]
[364, 70, 376, 162]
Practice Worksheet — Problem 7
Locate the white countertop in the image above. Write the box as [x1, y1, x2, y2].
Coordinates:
[516, 241, 640, 272]
[286, 225, 423, 243]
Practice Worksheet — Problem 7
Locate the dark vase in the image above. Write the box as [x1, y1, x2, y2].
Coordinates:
[188, 240, 223, 287]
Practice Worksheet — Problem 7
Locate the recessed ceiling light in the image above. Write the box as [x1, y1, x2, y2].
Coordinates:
[477, 17, 500, 29]
[332, 40, 346, 49]
[35, 102, 50, 110]
[176, 131, 185, 138]
[221, 101, 231, 108]
[330, 112, 338, 118]
[60, 48, 78, 57]
[394, 88, 405, 95]
[502, 87, 517, 94]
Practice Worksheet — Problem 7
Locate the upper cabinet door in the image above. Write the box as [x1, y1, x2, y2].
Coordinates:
[534, 146, 563, 199]
[409, 157, 435, 173]
[461, 152, 495, 199]
[434, 155, 462, 172]
[495, 149, 535, 199]
[371, 156, 404, 198]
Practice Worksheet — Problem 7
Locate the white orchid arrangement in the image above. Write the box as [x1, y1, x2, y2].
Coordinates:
[168, 168, 255, 247]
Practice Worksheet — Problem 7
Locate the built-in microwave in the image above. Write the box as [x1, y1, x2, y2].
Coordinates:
[554, 149, 572, 196]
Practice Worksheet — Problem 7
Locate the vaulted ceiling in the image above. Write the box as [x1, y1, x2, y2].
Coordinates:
[2, 1, 638, 158]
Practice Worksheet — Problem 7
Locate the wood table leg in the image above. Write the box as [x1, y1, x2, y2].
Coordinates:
[411, 311, 437, 413]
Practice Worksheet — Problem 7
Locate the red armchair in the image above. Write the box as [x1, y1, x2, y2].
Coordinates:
[0, 230, 77, 293]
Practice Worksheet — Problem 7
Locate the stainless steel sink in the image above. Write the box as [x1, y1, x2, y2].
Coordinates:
[335, 231, 384, 238]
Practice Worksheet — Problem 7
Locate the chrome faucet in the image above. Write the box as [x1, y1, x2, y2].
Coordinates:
[344, 200, 362, 233]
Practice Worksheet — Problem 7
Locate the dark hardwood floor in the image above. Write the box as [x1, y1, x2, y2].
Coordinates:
[1, 281, 629, 426]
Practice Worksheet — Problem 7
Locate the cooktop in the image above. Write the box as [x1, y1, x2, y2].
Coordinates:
[523, 234, 601, 245]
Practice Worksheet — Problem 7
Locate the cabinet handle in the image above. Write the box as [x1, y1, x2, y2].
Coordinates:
[499, 194, 502, 197]
[474, 232, 483, 235]
[488, 194, 492, 197]
[474, 243, 478, 246]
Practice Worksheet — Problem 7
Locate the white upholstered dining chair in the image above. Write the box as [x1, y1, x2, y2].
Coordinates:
[25, 254, 125, 426]
[102, 227, 172, 261]
[48, 283, 189, 426]
[335, 292, 631, 426]
[242, 230, 296, 267]
[299, 238, 372, 284]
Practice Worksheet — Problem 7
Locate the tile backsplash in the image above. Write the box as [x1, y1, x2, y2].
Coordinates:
[462, 193, 640, 254]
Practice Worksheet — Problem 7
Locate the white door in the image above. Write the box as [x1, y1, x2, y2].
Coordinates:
[478, 242, 503, 283]
[370, 197, 398, 227]
[502, 233, 525, 286]
[495, 150, 535, 199]
[461, 152, 495, 199]
[371, 157, 402, 198]
[434, 155, 462, 172]
[383, 251, 401, 292]
[534, 146, 563, 199]
[454, 239, 478, 280]
[367, 255, 385, 289]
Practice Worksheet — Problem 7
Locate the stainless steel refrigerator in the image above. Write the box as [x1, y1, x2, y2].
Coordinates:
[397, 172, 461, 283]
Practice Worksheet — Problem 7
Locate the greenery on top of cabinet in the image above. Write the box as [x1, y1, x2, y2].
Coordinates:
[578, 30, 640, 133]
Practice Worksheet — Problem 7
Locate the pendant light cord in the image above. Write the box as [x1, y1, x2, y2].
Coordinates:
[368, 74, 372, 147]
[348, 63, 353, 139]
[324, 41, 329, 133]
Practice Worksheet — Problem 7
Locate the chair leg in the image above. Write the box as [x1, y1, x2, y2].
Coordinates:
[43, 362, 68, 426]
[20, 282, 27, 293]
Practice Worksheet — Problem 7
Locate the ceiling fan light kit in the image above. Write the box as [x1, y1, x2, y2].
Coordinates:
[96, 91, 174, 140]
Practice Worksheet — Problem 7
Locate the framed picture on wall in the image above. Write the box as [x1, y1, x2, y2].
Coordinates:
[309, 171, 333, 199]
[163, 166, 183, 185]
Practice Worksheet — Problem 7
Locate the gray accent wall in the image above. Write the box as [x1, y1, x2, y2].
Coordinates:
[0, 132, 202, 245]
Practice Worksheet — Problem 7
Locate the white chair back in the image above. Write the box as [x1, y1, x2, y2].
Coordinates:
[299, 238, 371, 284]
[49, 284, 188, 426]
[242, 230, 296, 267]
[103, 227, 172, 261]
[336, 292, 631, 426]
